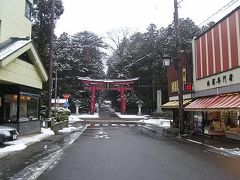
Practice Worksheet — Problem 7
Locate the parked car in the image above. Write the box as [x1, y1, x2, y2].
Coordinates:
[0, 125, 19, 144]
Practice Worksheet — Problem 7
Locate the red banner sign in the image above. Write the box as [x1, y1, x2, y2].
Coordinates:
[183, 83, 193, 91]
[63, 94, 71, 100]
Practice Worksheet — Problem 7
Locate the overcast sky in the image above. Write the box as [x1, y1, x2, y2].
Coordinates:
[55, 0, 240, 37]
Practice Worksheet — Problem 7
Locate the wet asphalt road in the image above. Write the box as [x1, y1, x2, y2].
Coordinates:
[38, 124, 240, 180]
[0, 124, 85, 180]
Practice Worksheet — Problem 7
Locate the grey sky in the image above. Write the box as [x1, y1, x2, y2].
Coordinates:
[55, 0, 240, 37]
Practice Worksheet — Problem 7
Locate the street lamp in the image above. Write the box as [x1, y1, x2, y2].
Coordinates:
[163, 53, 184, 136]
[162, 0, 184, 136]
[162, 54, 171, 67]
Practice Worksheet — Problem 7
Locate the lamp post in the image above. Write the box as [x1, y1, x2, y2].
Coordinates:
[163, 0, 184, 136]
[136, 99, 143, 116]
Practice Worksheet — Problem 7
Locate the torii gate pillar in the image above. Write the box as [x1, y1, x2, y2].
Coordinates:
[90, 85, 96, 114]
[120, 85, 126, 114]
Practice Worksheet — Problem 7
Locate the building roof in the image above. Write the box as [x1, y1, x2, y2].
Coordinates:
[0, 37, 31, 60]
[0, 37, 48, 82]
[195, 5, 240, 40]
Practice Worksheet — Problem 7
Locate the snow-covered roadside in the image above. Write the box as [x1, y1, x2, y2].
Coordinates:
[115, 112, 148, 119]
[0, 128, 54, 158]
[186, 139, 240, 156]
[140, 118, 171, 128]
[0, 114, 88, 159]
[68, 113, 99, 122]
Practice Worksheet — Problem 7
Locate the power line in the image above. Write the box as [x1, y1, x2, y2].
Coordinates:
[198, 0, 239, 27]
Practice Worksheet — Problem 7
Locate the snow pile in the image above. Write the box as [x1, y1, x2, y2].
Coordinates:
[115, 112, 147, 119]
[0, 144, 27, 158]
[140, 118, 171, 128]
[0, 128, 54, 158]
[219, 148, 240, 156]
[69, 113, 99, 121]
[68, 115, 83, 123]
[58, 126, 78, 133]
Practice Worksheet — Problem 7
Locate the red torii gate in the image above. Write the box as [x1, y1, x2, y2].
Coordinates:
[79, 77, 139, 114]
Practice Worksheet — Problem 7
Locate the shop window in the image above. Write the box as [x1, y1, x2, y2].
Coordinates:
[19, 95, 39, 122]
[3, 95, 18, 122]
[182, 68, 186, 84]
[171, 81, 178, 93]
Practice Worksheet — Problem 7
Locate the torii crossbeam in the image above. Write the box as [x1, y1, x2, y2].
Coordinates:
[79, 77, 139, 114]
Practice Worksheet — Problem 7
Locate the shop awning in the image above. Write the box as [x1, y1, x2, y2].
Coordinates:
[162, 99, 192, 109]
[185, 94, 240, 111]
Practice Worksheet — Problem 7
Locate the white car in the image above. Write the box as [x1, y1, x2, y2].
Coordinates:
[0, 125, 19, 144]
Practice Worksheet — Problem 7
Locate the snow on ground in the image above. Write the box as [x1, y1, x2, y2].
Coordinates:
[219, 148, 240, 156]
[69, 113, 99, 123]
[0, 128, 54, 158]
[68, 115, 83, 123]
[186, 139, 240, 156]
[140, 118, 171, 128]
[0, 124, 84, 158]
[115, 112, 148, 119]
[58, 126, 78, 133]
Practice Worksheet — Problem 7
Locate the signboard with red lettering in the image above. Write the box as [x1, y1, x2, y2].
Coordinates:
[183, 83, 193, 92]
[63, 94, 71, 100]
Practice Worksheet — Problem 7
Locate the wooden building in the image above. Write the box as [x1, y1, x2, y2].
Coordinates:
[0, 0, 48, 135]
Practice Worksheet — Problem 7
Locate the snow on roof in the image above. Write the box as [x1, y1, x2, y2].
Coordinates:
[0, 38, 31, 60]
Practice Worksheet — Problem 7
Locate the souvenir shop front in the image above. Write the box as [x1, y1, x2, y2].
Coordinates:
[185, 94, 240, 140]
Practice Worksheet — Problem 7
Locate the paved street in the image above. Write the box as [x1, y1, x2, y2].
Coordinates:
[0, 125, 85, 180]
[38, 124, 240, 180]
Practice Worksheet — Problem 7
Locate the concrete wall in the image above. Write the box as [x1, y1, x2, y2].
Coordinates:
[0, 0, 32, 43]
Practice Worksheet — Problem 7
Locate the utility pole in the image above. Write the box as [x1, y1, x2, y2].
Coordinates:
[54, 69, 58, 110]
[174, 0, 184, 135]
[48, 0, 55, 118]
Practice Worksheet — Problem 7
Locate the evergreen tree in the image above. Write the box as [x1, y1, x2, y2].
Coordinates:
[106, 18, 200, 114]
[54, 31, 107, 112]
[31, 0, 64, 67]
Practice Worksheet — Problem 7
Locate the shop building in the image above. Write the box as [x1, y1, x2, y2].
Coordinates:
[185, 6, 240, 139]
[161, 52, 193, 130]
[0, 0, 48, 135]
